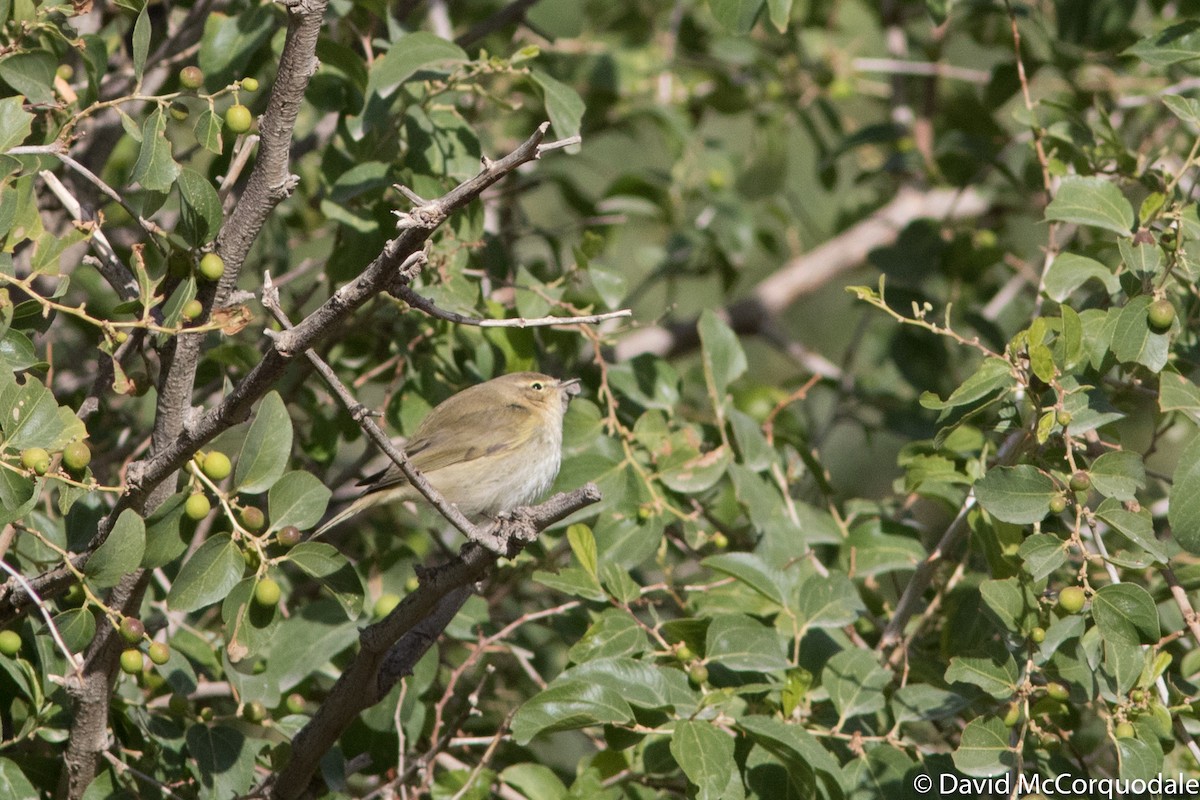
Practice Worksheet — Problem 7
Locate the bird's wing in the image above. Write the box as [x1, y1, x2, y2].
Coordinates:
[359, 400, 533, 495]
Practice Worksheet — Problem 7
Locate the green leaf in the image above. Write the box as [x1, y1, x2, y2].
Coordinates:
[699, 309, 748, 402]
[177, 168, 223, 247]
[974, 465, 1056, 524]
[1118, 238, 1163, 277]
[185, 724, 257, 800]
[197, 5, 276, 83]
[84, 509, 145, 589]
[952, 717, 1015, 777]
[0, 52, 56, 105]
[1091, 583, 1159, 646]
[368, 32, 466, 99]
[0, 96, 33, 150]
[531, 70, 585, 142]
[267, 471, 331, 532]
[0, 371, 87, 450]
[532, 567, 605, 601]
[766, 0, 793, 31]
[0, 469, 37, 528]
[235, 391, 293, 493]
[979, 577, 1038, 635]
[222, 577, 279, 662]
[555, 657, 696, 712]
[194, 108, 223, 154]
[823, 650, 890, 720]
[567, 610, 647, 663]
[702, 552, 785, 605]
[659, 443, 732, 494]
[918, 357, 1014, 412]
[567, 523, 598, 578]
[511, 679, 634, 744]
[1170, 429, 1200, 554]
[891, 685, 970, 723]
[1111, 296, 1169, 372]
[0, 758, 38, 800]
[1018, 533, 1067, 581]
[1044, 176, 1134, 236]
[167, 534, 245, 613]
[1117, 736, 1162, 781]
[945, 648, 1019, 699]
[1164, 94, 1200, 126]
[141, 492, 190, 569]
[708, 0, 765, 34]
[286, 542, 364, 618]
[132, 3, 150, 83]
[796, 573, 866, 631]
[671, 720, 734, 800]
[1095, 499, 1169, 563]
[1124, 21, 1200, 66]
[51, 607, 96, 654]
[129, 108, 180, 193]
[1160, 370, 1200, 416]
[705, 613, 788, 672]
[1088, 450, 1146, 502]
[738, 715, 843, 791]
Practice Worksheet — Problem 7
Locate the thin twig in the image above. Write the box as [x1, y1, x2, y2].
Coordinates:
[0, 559, 83, 680]
[395, 283, 631, 328]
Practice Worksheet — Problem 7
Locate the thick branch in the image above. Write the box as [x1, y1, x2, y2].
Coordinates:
[614, 186, 991, 362]
[261, 484, 601, 800]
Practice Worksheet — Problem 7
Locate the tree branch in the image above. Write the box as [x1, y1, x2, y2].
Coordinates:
[614, 186, 991, 362]
[260, 484, 602, 800]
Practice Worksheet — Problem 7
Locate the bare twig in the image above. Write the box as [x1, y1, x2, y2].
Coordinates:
[395, 283, 631, 329]
[0, 559, 83, 680]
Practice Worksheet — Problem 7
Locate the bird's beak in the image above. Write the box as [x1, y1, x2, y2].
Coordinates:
[559, 378, 582, 397]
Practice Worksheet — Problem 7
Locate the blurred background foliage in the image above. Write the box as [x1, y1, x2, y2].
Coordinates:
[5, 0, 1200, 797]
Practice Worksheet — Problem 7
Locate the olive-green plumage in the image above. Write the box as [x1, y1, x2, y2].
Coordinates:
[313, 372, 579, 538]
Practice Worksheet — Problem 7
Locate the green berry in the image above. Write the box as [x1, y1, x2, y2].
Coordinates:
[1046, 682, 1070, 701]
[285, 692, 306, 714]
[1148, 298, 1176, 332]
[242, 700, 267, 722]
[182, 299, 204, 321]
[404, 575, 420, 593]
[1069, 471, 1091, 492]
[373, 593, 401, 618]
[20, 447, 50, 475]
[184, 493, 211, 521]
[225, 104, 253, 133]
[0, 630, 21, 656]
[168, 100, 189, 121]
[254, 578, 281, 607]
[1115, 721, 1136, 739]
[1058, 586, 1086, 614]
[168, 693, 190, 715]
[240, 77, 259, 92]
[148, 642, 170, 665]
[1030, 626, 1046, 644]
[179, 66, 205, 90]
[687, 663, 709, 686]
[119, 617, 145, 644]
[199, 706, 214, 721]
[56, 64, 74, 81]
[239, 506, 265, 532]
[114, 330, 130, 344]
[276, 525, 301, 548]
[202, 450, 232, 480]
[710, 532, 729, 549]
[1056, 410, 1072, 426]
[119, 649, 144, 674]
[676, 644, 696, 663]
[1048, 495, 1068, 514]
[63, 441, 91, 471]
[1001, 702, 1021, 727]
[198, 253, 224, 282]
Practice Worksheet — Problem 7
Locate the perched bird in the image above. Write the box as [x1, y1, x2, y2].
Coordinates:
[313, 372, 580, 538]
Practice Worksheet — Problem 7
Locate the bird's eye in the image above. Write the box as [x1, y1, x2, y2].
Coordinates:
[531, 381, 544, 391]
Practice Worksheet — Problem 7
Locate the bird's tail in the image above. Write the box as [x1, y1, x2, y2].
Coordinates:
[307, 491, 391, 541]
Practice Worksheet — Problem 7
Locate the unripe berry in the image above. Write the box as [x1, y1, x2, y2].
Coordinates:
[119, 617, 145, 644]
[687, 663, 709, 686]
[225, 104, 253, 133]
[182, 299, 204, 321]
[0, 630, 21, 656]
[63, 441, 91, 471]
[1046, 682, 1070, 701]
[120, 649, 144, 674]
[185, 493, 211, 521]
[240, 77, 259, 92]
[20, 447, 50, 475]
[179, 66, 205, 90]
[254, 578, 281, 607]
[1056, 410, 1072, 426]
[1148, 299, 1176, 332]
[1058, 586, 1086, 614]
[239, 506, 265, 532]
[1048, 495, 1068, 514]
[1002, 702, 1021, 727]
[285, 693, 306, 714]
[1115, 721, 1135, 739]
[202, 451, 232, 480]
[276, 525, 301, 548]
[168, 101, 189, 121]
[242, 700, 267, 722]
[148, 642, 170, 665]
[1030, 626, 1046, 644]
[373, 593, 401, 618]
[1069, 471, 1091, 492]
[198, 253, 224, 282]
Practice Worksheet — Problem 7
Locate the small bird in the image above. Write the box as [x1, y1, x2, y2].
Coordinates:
[313, 372, 580, 538]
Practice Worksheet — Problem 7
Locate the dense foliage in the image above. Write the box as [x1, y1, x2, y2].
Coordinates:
[4, 0, 1200, 797]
